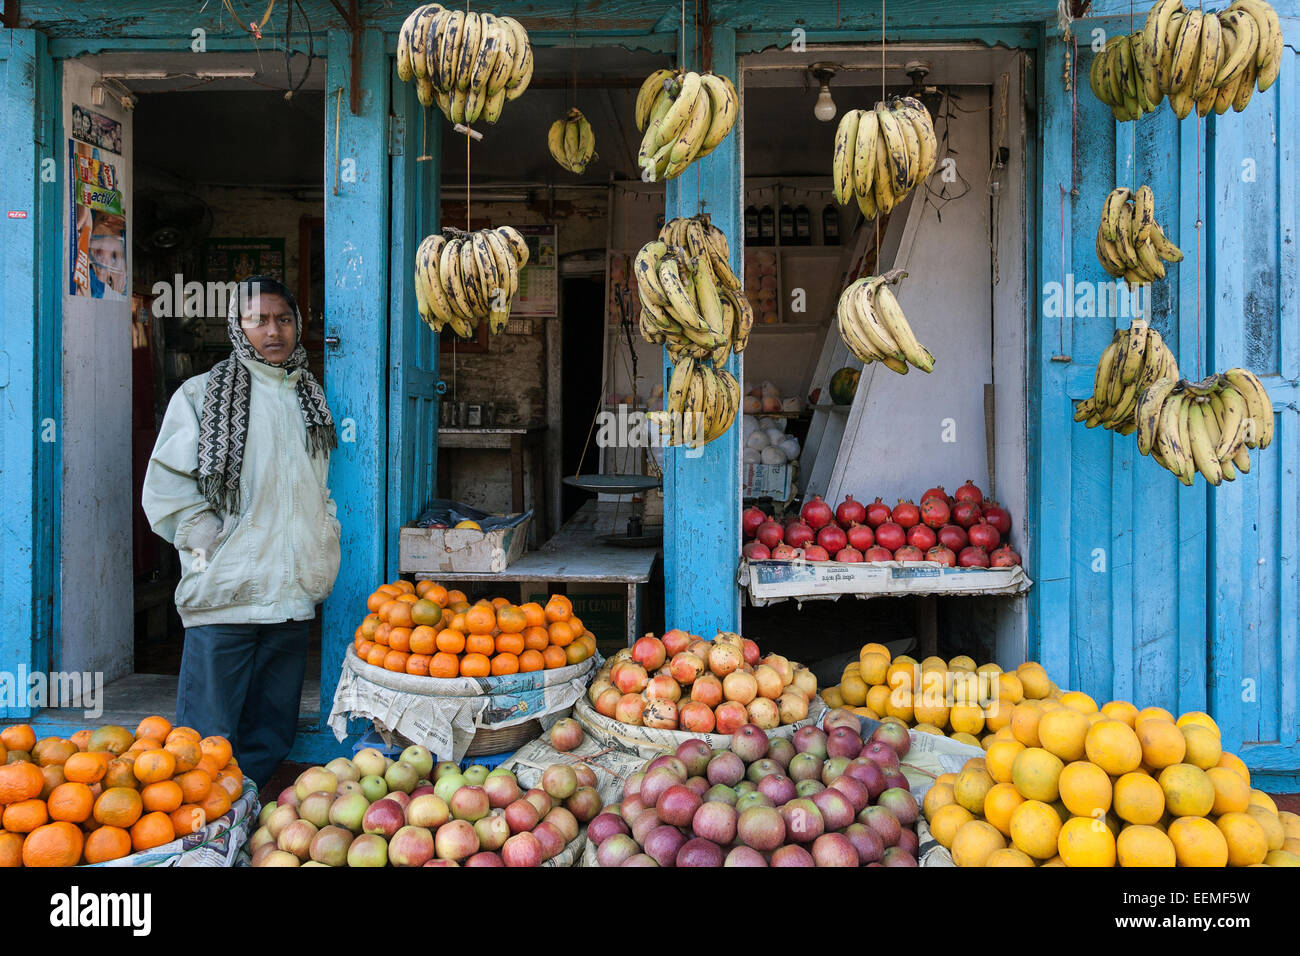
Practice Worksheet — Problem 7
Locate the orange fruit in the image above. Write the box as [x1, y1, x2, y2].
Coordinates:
[466, 633, 495, 656]
[388, 627, 412, 652]
[491, 653, 520, 676]
[518, 649, 545, 672]
[544, 595, 572, 623]
[171, 805, 207, 836]
[200, 786, 231, 821]
[521, 602, 546, 628]
[0, 761, 45, 804]
[22, 821, 84, 867]
[396, 593, 419, 606]
[522, 626, 550, 652]
[94, 787, 144, 828]
[542, 646, 567, 669]
[0, 831, 23, 867]
[410, 626, 438, 655]
[3, 798, 49, 833]
[386, 602, 415, 629]
[489, 596, 508, 609]
[366, 644, 388, 667]
[194, 755, 223, 779]
[142, 780, 184, 813]
[165, 737, 201, 774]
[47, 782, 94, 823]
[135, 715, 173, 741]
[465, 605, 497, 635]
[35, 738, 78, 767]
[411, 599, 443, 628]
[446, 589, 468, 606]
[103, 756, 138, 790]
[69, 728, 93, 751]
[496, 605, 527, 634]
[83, 825, 133, 864]
[166, 726, 201, 745]
[132, 749, 177, 785]
[435, 628, 466, 654]
[360, 613, 381, 639]
[0, 724, 37, 753]
[215, 767, 243, 799]
[391, 579, 416, 594]
[494, 632, 525, 656]
[567, 615, 585, 637]
[356, 641, 375, 660]
[367, 588, 397, 612]
[39, 764, 65, 800]
[384, 649, 410, 672]
[373, 623, 392, 646]
[130, 811, 176, 852]
[175, 769, 212, 804]
[61, 751, 109, 785]
[414, 579, 435, 598]
[548, 620, 576, 647]
[127, 736, 162, 755]
[406, 653, 431, 677]
[460, 653, 491, 678]
[426, 583, 451, 606]
[429, 652, 459, 679]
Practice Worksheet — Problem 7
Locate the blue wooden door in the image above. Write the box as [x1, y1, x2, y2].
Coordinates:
[386, 61, 441, 576]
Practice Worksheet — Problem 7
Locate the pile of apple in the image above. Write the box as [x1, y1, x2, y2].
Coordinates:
[586, 631, 818, 734]
[589, 711, 921, 867]
[741, 478, 1022, 569]
[249, 740, 602, 867]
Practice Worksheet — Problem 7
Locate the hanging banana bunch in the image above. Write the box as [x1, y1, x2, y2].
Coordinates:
[413, 226, 529, 338]
[648, 358, 742, 448]
[1074, 323, 1179, 434]
[1096, 186, 1185, 288]
[548, 108, 597, 173]
[397, 4, 533, 125]
[834, 270, 934, 374]
[1134, 369, 1274, 485]
[635, 69, 737, 182]
[831, 96, 937, 220]
[1093, 0, 1284, 120]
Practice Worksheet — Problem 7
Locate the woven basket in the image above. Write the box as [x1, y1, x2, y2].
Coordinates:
[464, 719, 542, 757]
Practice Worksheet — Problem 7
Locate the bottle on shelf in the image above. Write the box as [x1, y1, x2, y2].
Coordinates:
[794, 204, 812, 245]
[778, 202, 795, 246]
[744, 204, 760, 245]
[758, 203, 776, 246]
[822, 204, 840, 245]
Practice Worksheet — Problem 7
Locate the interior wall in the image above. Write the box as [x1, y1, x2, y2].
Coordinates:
[60, 60, 134, 680]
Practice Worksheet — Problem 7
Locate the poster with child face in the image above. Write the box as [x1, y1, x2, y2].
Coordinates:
[69, 139, 127, 298]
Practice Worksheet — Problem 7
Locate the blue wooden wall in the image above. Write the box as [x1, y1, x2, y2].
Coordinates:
[1035, 8, 1299, 786]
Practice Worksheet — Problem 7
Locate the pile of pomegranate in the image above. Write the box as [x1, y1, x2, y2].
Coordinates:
[590, 712, 921, 867]
[585, 631, 817, 734]
[742, 479, 1022, 569]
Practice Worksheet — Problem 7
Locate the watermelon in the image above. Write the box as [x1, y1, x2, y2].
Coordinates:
[829, 367, 860, 406]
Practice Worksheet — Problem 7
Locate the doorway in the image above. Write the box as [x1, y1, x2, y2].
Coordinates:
[53, 52, 326, 727]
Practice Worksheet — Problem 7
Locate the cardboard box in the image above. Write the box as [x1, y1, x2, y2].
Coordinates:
[398, 514, 530, 574]
[743, 462, 794, 500]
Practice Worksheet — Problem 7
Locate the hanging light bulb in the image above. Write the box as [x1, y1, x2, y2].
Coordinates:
[811, 65, 837, 121]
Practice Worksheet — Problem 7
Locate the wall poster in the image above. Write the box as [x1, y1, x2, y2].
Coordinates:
[68, 138, 127, 299]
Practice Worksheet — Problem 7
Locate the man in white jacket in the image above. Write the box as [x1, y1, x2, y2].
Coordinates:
[143, 276, 341, 786]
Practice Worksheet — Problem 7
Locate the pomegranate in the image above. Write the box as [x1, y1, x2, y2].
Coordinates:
[955, 479, 983, 505]
[874, 521, 906, 552]
[742, 541, 771, 560]
[958, 545, 990, 568]
[835, 547, 864, 563]
[802, 545, 830, 561]
[742, 506, 768, 539]
[835, 495, 867, 528]
[816, 524, 847, 554]
[952, 500, 981, 529]
[925, 545, 957, 567]
[771, 543, 800, 561]
[800, 495, 834, 531]
[785, 522, 816, 549]
[982, 501, 1012, 537]
[845, 522, 874, 551]
[906, 524, 937, 552]
[920, 485, 948, 504]
[865, 497, 891, 528]
[894, 545, 925, 562]
[891, 499, 920, 528]
[937, 524, 969, 551]
[756, 520, 784, 549]
[919, 496, 950, 529]
[967, 519, 1001, 551]
[864, 545, 894, 562]
[990, 544, 1022, 567]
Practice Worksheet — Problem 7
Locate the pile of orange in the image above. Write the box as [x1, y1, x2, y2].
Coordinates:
[354, 580, 597, 680]
[0, 717, 240, 867]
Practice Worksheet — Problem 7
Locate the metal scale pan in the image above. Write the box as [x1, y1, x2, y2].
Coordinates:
[562, 475, 663, 547]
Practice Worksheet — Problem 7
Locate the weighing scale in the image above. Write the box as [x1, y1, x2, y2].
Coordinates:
[562, 474, 663, 547]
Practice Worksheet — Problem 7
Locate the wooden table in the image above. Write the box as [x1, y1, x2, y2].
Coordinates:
[414, 501, 660, 647]
[437, 426, 547, 545]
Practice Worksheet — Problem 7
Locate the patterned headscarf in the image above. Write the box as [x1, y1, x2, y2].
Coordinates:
[196, 275, 336, 516]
